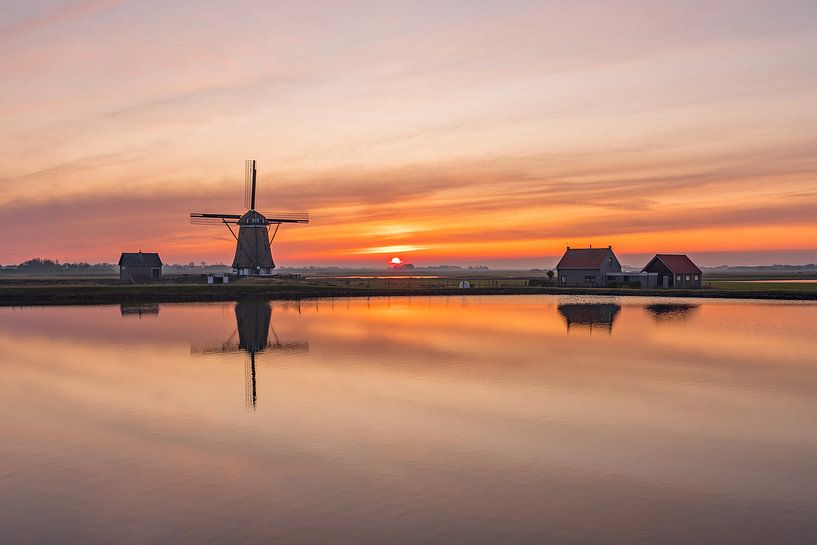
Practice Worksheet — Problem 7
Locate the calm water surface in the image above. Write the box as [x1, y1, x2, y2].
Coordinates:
[2, 295, 817, 545]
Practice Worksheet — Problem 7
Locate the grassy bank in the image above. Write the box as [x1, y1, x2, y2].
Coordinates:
[2, 280, 817, 306]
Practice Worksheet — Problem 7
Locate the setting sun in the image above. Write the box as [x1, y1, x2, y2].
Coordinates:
[390, 257, 402, 265]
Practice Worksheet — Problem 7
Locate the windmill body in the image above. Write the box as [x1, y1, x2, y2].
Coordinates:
[190, 160, 308, 276]
[233, 210, 277, 275]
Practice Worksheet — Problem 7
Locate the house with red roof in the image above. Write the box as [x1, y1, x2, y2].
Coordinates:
[642, 254, 702, 288]
[555, 246, 621, 287]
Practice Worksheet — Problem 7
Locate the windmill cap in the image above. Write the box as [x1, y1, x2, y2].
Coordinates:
[239, 210, 267, 224]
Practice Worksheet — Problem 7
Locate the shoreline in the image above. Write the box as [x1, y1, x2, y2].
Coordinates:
[2, 284, 817, 306]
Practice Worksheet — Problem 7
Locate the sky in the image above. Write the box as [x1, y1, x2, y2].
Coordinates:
[1, 0, 816, 268]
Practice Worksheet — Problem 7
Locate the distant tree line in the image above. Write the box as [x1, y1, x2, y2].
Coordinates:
[1, 258, 115, 270]
[0, 259, 232, 270]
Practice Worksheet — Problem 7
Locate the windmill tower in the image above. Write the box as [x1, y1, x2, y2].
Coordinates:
[190, 160, 309, 275]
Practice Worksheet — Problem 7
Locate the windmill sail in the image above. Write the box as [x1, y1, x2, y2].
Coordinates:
[251, 160, 257, 210]
[260, 212, 310, 224]
[244, 160, 254, 210]
[190, 213, 242, 225]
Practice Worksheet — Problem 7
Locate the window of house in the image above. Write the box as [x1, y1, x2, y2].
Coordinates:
[560, 276, 566, 284]
[585, 275, 596, 283]
[685, 275, 691, 281]
[694, 275, 699, 281]
[676, 275, 682, 281]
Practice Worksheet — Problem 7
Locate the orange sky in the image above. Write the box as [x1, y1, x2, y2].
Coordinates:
[1, 0, 816, 267]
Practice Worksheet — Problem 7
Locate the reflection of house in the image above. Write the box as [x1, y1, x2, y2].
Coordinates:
[642, 254, 702, 288]
[558, 303, 621, 332]
[120, 303, 160, 317]
[118, 252, 162, 283]
[555, 246, 621, 287]
[645, 303, 699, 320]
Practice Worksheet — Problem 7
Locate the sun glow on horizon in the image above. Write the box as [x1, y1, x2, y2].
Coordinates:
[353, 245, 428, 255]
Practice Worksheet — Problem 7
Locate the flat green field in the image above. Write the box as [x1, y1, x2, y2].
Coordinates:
[708, 281, 817, 293]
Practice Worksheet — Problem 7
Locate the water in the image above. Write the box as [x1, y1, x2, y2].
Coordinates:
[2, 295, 817, 545]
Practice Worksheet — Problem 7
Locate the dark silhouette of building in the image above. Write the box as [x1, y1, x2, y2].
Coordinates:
[642, 254, 702, 288]
[118, 252, 162, 283]
[555, 246, 621, 287]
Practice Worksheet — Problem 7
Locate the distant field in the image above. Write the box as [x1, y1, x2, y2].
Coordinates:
[708, 281, 817, 293]
[704, 274, 817, 281]
[309, 276, 530, 289]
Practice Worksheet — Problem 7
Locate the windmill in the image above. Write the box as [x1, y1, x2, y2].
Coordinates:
[190, 160, 309, 276]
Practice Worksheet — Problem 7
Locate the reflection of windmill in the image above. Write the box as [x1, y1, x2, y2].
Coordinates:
[191, 301, 308, 409]
[190, 160, 309, 276]
[558, 303, 621, 334]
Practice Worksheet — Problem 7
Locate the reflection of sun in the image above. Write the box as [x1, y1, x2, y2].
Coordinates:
[390, 257, 402, 265]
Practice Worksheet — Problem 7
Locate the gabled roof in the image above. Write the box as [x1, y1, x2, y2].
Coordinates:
[556, 247, 614, 269]
[119, 252, 162, 267]
[644, 254, 701, 274]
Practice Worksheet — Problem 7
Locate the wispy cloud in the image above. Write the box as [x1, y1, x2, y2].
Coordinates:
[0, 0, 125, 41]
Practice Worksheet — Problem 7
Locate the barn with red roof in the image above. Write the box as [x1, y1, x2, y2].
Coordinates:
[642, 254, 702, 288]
[555, 246, 621, 287]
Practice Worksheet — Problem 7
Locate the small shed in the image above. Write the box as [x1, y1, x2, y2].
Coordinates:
[642, 254, 702, 288]
[555, 246, 621, 287]
[118, 251, 162, 283]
